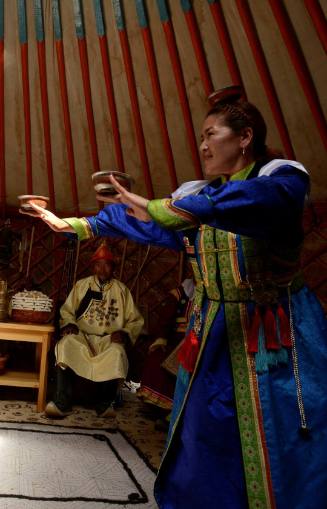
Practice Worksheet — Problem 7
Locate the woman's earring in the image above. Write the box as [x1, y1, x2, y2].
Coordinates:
[242, 147, 245, 156]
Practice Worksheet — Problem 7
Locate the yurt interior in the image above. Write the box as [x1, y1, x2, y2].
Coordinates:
[0, 0, 326, 507]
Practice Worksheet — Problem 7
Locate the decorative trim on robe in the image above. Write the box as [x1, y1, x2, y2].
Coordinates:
[63, 217, 94, 240]
[147, 198, 199, 230]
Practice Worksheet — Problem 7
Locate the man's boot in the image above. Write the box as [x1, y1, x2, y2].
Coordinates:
[45, 366, 73, 418]
[95, 379, 119, 417]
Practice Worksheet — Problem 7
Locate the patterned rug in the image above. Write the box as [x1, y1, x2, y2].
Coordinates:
[0, 421, 157, 508]
[0, 390, 167, 471]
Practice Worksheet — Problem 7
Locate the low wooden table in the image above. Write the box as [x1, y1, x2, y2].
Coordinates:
[0, 321, 54, 412]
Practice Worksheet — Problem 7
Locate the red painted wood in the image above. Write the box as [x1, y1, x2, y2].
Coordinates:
[304, 0, 327, 54]
[55, 40, 79, 216]
[77, 38, 100, 172]
[0, 39, 5, 216]
[209, 2, 244, 91]
[236, 0, 295, 159]
[98, 35, 125, 172]
[269, 0, 327, 150]
[119, 30, 154, 198]
[21, 43, 33, 194]
[37, 41, 55, 210]
[141, 27, 178, 191]
[183, 10, 213, 96]
[162, 20, 203, 180]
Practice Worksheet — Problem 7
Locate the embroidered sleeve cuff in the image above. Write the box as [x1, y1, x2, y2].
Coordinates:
[63, 217, 94, 240]
[147, 198, 198, 230]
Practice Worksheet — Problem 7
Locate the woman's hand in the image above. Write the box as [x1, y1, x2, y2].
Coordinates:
[19, 204, 74, 232]
[97, 175, 151, 222]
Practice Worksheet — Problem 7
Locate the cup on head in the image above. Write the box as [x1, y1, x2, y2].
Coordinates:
[208, 85, 243, 107]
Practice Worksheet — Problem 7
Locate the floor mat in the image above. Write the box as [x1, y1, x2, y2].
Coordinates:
[0, 421, 157, 508]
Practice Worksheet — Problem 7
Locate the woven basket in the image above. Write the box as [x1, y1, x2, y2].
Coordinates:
[11, 309, 51, 324]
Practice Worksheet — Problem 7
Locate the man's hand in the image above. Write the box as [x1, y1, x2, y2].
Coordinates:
[111, 330, 128, 344]
[60, 324, 79, 337]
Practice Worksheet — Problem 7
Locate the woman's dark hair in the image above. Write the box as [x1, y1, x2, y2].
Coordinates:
[207, 87, 284, 163]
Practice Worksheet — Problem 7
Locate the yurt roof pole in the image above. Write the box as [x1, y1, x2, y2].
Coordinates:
[17, 0, 33, 194]
[269, 0, 327, 151]
[304, 0, 327, 54]
[73, 0, 100, 173]
[235, 0, 295, 160]
[34, 0, 56, 210]
[207, 0, 244, 92]
[52, 0, 80, 216]
[113, 0, 154, 199]
[0, 0, 5, 216]
[135, 0, 178, 192]
[92, 0, 125, 172]
[181, 0, 213, 97]
[156, 0, 203, 180]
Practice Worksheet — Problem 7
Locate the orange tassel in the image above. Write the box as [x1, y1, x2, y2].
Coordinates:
[263, 306, 279, 350]
[247, 306, 261, 353]
[177, 330, 200, 373]
[277, 304, 292, 347]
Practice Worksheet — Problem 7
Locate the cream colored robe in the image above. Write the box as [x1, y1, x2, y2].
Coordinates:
[55, 276, 144, 382]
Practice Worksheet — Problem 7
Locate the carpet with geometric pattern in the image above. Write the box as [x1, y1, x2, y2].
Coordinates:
[0, 421, 157, 508]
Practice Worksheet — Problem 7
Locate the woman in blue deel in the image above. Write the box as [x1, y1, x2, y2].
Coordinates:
[23, 87, 327, 509]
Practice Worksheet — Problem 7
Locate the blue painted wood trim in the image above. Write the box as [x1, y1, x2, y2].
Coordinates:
[156, 0, 170, 23]
[93, 0, 105, 37]
[34, 0, 44, 42]
[112, 0, 125, 31]
[51, 0, 62, 40]
[17, 0, 28, 44]
[0, 0, 4, 41]
[73, 0, 85, 39]
[135, 0, 148, 29]
[180, 0, 192, 12]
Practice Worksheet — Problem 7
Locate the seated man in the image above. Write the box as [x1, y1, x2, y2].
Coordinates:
[45, 243, 144, 418]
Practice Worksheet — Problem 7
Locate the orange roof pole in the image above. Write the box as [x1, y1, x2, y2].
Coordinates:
[34, 0, 56, 210]
[114, 1, 154, 198]
[136, 0, 178, 192]
[18, 1, 33, 194]
[236, 0, 296, 159]
[73, 0, 100, 173]
[0, 1, 5, 217]
[181, 1, 213, 97]
[52, 0, 80, 216]
[156, 0, 203, 180]
[93, 1, 125, 173]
